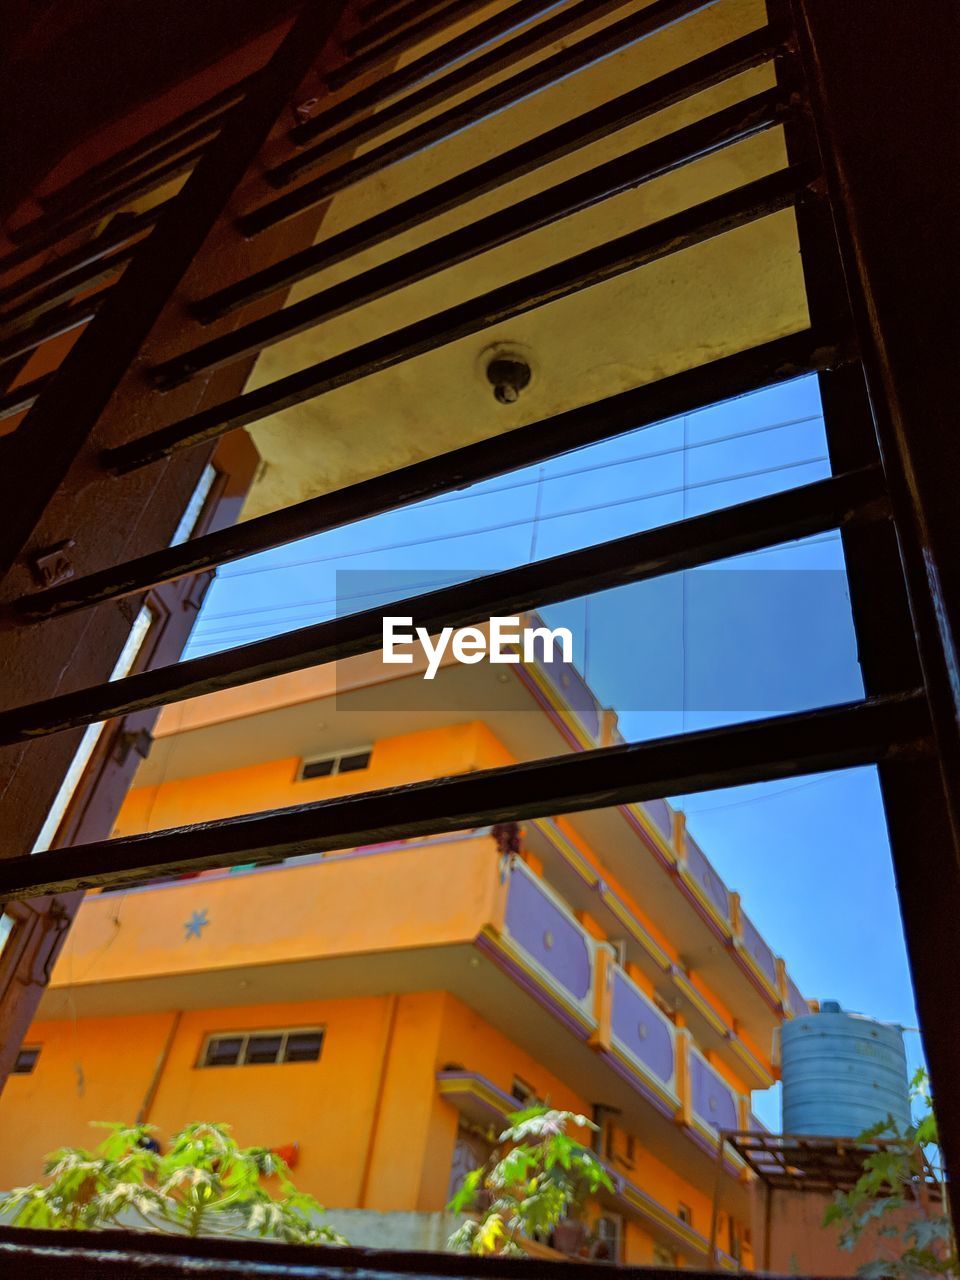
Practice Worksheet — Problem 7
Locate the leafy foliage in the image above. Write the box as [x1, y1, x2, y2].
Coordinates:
[448, 1105, 613, 1257]
[0, 1121, 347, 1244]
[823, 1071, 956, 1279]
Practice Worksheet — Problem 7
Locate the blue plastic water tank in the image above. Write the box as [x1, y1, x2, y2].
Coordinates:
[781, 1001, 910, 1137]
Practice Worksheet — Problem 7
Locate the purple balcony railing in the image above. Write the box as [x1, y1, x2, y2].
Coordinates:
[638, 797, 673, 843]
[610, 966, 678, 1099]
[739, 910, 779, 991]
[784, 972, 809, 1018]
[502, 858, 597, 1020]
[689, 1047, 740, 1136]
[528, 636, 602, 741]
[683, 834, 731, 924]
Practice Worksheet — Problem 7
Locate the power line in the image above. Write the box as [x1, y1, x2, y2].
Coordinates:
[216, 415, 822, 582]
[215, 453, 829, 584]
[190, 529, 844, 645]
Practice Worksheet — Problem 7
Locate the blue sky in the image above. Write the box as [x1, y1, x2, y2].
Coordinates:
[186, 373, 921, 1129]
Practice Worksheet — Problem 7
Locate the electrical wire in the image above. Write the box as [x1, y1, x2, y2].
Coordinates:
[215, 453, 829, 583]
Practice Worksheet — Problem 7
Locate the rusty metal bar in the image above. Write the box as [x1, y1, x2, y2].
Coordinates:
[0, 0, 353, 585]
[202, 26, 775, 319]
[343, 0, 492, 66]
[0, 691, 929, 898]
[109, 163, 812, 471]
[0, 1221, 905, 1279]
[0, 373, 51, 424]
[307, 0, 635, 143]
[14, 330, 837, 622]
[7, 143, 207, 257]
[33, 79, 250, 216]
[0, 293, 106, 363]
[788, 0, 960, 1209]
[0, 465, 886, 743]
[28, 120, 224, 233]
[334, 0, 523, 87]
[0, 242, 131, 329]
[0, 205, 166, 292]
[247, 0, 718, 231]
[152, 90, 788, 388]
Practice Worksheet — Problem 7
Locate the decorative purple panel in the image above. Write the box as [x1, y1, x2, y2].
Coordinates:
[684, 835, 730, 921]
[690, 1052, 739, 1133]
[785, 973, 809, 1018]
[639, 797, 673, 842]
[534, 649, 602, 740]
[505, 865, 592, 1001]
[610, 970, 675, 1086]
[740, 911, 778, 989]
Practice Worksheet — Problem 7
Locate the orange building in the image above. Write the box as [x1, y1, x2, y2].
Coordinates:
[0, 623, 811, 1267]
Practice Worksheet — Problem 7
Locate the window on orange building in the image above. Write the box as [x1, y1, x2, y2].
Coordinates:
[299, 749, 371, 781]
[12, 1046, 40, 1074]
[510, 1074, 539, 1106]
[677, 1201, 693, 1227]
[199, 1028, 324, 1067]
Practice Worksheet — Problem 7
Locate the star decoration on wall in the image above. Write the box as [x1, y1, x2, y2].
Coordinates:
[184, 909, 210, 941]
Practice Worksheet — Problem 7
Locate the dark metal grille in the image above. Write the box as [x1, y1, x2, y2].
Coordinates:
[1, 0, 959, 1239]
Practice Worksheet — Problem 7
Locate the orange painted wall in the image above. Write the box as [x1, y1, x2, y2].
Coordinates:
[48, 834, 503, 990]
[147, 997, 394, 1208]
[115, 721, 512, 835]
[0, 1012, 178, 1188]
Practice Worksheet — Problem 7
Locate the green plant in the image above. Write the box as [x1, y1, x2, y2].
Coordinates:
[823, 1071, 956, 1279]
[447, 1105, 613, 1257]
[0, 1121, 347, 1244]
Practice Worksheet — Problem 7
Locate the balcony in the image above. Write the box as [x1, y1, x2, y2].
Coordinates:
[46, 836, 751, 1198]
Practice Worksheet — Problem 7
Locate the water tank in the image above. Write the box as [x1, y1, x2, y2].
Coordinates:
[781, 1001, 910, 1137]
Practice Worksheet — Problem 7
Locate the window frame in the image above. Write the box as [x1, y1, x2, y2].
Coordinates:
[197, 1027, 324, 1068]
[298, 748, 372, 782]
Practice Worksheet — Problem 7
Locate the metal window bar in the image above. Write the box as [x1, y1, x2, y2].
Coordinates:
[0, 205, 168, 296]
[343, 0, 495, 66]
[149, 88, 790, 389]
[198, 25, 776, 321]
[0, 464, 887, 743]
[0, 0, 957, 1216]
[11, 330, 838, 623]
[30, 80, 253, 218]
[106, 163, 813, 472]
[246, 0, 718, 231]
[0, 692, 929, 900]
[0, 0, 355, 583]
[331, 0, 521, 87]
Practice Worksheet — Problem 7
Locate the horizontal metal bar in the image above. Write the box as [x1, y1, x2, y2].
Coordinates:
[153, 90, 787, 388]
[14, 330, 840, 622]
[344, 0, 491, 65]
[246, 0, 716, 232]
[0, 1220, 867, 1280]
[0, 242, 132, 329]
[0, 373, 51, 424]
[0, 293, 105, 363]
[8, 143, 206, 258]
[111, 162, 813, 471]
[337, 0, 508, 83]
[0, 690, 928, 897]
[0, 204, 166, 290]
[298, 0, 635, 151]
[0, 0, 354, 587]
[200, 25, 776, 319]
[31, 118, 224, 232]
[0, 464, 886, 745]
[35, 79, 249, 214]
